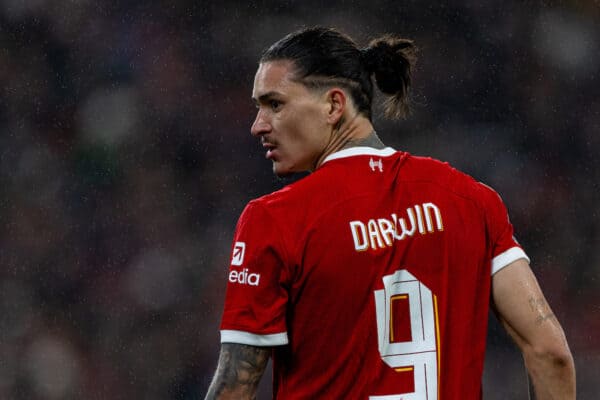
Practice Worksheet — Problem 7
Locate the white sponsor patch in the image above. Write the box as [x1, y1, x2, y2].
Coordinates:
[231, 242, 245, 266]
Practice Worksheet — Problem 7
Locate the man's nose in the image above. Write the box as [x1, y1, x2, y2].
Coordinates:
[251, 110, 271, 137]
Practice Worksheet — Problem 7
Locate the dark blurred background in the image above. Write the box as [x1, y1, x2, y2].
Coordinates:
[0, 1, 598, 399]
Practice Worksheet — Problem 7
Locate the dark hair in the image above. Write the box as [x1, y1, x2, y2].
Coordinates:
[260, 27, 417, 120]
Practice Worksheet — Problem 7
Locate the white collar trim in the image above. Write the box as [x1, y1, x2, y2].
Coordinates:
[321, 146, 396, 165]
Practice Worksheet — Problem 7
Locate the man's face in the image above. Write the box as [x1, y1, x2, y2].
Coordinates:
[251, 61, 331, 176]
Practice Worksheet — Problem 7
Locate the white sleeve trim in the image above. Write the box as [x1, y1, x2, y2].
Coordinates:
[220, 330, 288, 346]
[491, 246, 530, 275]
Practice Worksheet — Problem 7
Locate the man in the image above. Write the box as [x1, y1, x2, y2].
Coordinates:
[205, 27, 575, 399]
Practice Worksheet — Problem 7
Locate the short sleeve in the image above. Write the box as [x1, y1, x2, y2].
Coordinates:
[219, 200, 291, 347]
[479, 183, 530, 275]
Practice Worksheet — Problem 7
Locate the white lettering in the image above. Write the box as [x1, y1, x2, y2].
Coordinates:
[247, 272, 260, 286]
[229, 270, 238, 282]
[423, 202, 444, 232]
[394, 209, 417, 240]
[415, 204, 425, 234]
[350, 221, 369, 251]
[229, 268, 261, 286]
[377, 218, 395, 247]
[368, 219, 385, 249]
[349, 203, 444, 253]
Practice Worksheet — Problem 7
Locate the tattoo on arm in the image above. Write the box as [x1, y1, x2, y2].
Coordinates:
[205, 343, 270, 400]
[528, 297, 557, 326]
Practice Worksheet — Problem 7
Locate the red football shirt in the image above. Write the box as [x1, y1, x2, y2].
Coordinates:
[220, 147, 528, 399]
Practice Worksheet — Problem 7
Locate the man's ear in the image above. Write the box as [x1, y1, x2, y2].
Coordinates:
[326, 88, 347, 126]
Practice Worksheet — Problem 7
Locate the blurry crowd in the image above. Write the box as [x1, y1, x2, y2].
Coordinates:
[0, 1, 598, 399]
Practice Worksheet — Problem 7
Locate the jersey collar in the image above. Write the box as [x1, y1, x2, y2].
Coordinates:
[321, 146, 396, 166]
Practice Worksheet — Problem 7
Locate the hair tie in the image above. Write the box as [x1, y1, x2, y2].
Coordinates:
[360, 47, 377, 73]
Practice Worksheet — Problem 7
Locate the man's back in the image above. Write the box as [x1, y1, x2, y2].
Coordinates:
[221, 147, 528, 399]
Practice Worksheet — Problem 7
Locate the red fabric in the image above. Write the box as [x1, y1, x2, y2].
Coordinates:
[220, 149, 526, 399]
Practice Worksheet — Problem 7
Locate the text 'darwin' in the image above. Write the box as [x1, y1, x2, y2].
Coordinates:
[349, 202, 444, 252]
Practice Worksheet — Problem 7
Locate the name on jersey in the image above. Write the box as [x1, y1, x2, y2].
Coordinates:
[349, 202, 444, 252]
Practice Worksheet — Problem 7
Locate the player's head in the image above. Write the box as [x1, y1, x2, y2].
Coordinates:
[251, 27, 416, 176]
[260, 27, 417, 121]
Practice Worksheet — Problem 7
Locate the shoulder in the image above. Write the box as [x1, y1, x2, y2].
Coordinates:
[247, 180, 303, 209]
[239, 166, 349, 232]
[251, 165, 337, 205]
[240, 176, 313, 221]
[403, 153, 466, 183]
[403, 153, 504, 208]
[401, 153, 471, 188]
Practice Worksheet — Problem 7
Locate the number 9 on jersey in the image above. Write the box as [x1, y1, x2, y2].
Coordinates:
[372, 269, 439, 400]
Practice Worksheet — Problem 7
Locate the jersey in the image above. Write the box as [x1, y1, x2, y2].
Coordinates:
[220, 147, 529, 400]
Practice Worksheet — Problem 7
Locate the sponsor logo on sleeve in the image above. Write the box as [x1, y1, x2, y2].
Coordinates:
[231, 242, 245, 266]
[229, 241, 261, 286]
[229, 268, 261, 286]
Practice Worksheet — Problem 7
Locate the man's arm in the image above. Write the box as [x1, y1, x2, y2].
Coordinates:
[205, 343, 271, 400]
[492, 258, 576, 399]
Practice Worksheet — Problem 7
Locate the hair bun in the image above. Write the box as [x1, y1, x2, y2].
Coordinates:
[366, 40, 411, 94]
[363, 36, 417, 118]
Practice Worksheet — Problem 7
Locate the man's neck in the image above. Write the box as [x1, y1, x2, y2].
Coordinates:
[341, 132, 386, 150]
[314, 115, 383, 169]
